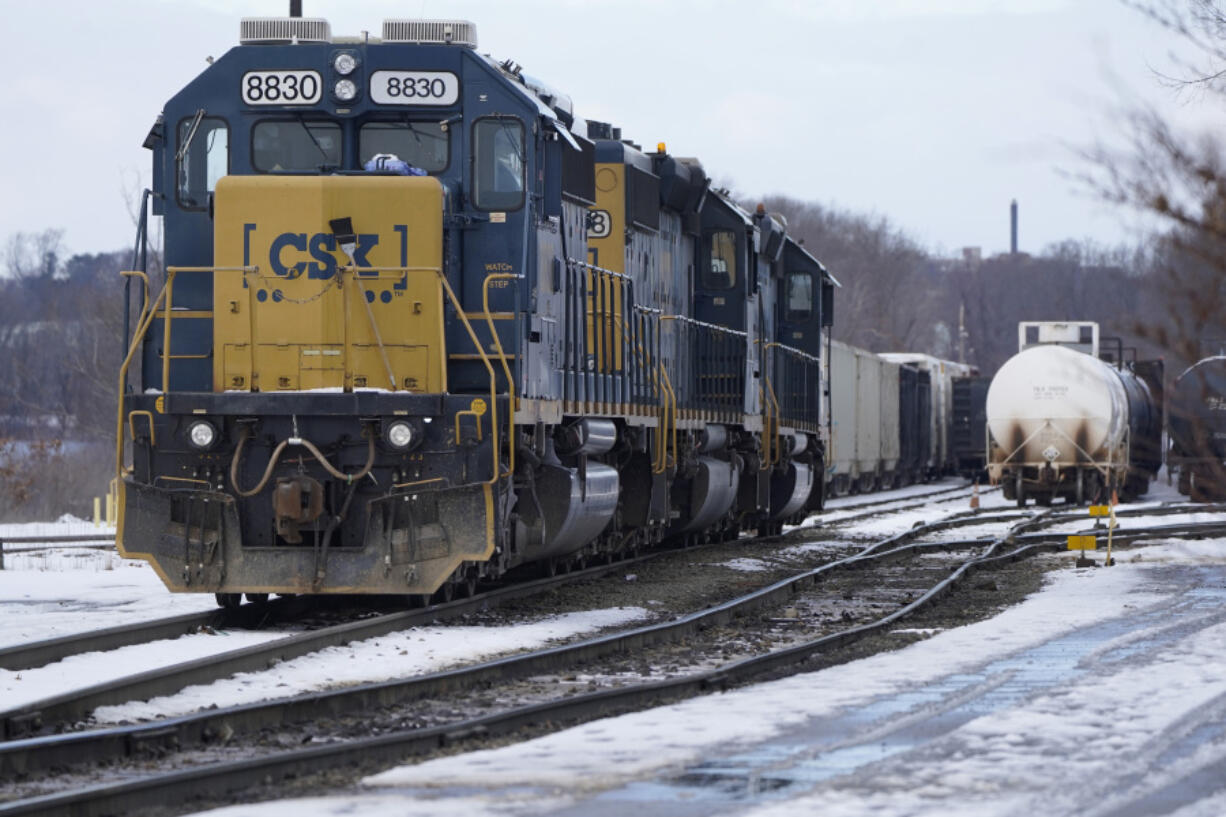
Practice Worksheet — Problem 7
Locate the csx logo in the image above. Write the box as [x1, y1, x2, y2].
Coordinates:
[269, 232, 379, 279]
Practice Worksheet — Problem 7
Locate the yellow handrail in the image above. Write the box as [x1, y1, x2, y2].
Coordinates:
[655, 363, 677, 475]
[115, 282, 169, 484]
[121, 270, 151, 332]
[116, 266, 258, 487]
[483, 273, 520, 482]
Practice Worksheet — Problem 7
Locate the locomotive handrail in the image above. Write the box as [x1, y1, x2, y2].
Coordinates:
[655, 362, 677, 475]
[660, 313, 749, 339]
[763, 375, 781, 469]
[483, 272, 522, 482]
[120, 270, 151, 338]
[115, 266, 257, 486]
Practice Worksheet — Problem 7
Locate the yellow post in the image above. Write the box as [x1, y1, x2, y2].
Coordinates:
[1105, 498, 1117, 567]
[93, 497, 101, 527]
[105, 491, 115, 526]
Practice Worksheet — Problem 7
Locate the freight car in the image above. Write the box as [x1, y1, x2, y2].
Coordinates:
[1168, 357, 1226, 500]
[825, 344, 972, 495]
[986, 322, 1162, 506]
[950, 374, 990, 478]
[879, 353, 974, 477]
[114, 13, 837, 604]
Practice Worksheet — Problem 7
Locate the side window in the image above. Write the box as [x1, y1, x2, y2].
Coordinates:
[703, 230, 737, 289]
[472, 117, 525, 211]
[360, 121, 449, 172]
[785, 271, 812, 321]
[252, 120, 341, 172]
[177, 117, 228, 209]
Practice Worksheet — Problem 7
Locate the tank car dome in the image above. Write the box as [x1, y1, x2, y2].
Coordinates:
[986, 344, 1128, 466]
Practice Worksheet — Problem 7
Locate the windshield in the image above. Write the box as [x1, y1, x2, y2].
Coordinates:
[785, 271, 813, 320]
[177, 117, 228, 208]
[472, 117, 525, 211]
[360, 121, 448, 172]
[252, 120, 341, 172]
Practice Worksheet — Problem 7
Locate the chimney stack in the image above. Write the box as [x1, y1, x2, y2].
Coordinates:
[1010, 199, 1018, 255]
[290, 0, 302, 17]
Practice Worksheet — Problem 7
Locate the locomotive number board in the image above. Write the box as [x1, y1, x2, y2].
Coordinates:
[242, 70, 323, 105]
[370, 71, 459, 105]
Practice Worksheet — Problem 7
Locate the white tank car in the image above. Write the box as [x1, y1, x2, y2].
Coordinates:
[986, 344, 1139, 506]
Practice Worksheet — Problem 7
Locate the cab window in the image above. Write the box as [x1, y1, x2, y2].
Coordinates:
[785, 271, 813, 321]
[360, 121, 449, 172]
[177, 116, 228, 209]
[703, 230, 737, 289]
[472, 117, 525, 211]
[252, 120, 341, 172]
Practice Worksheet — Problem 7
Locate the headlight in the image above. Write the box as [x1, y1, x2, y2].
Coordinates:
[188, 421, 217, 450]
[333, 53, 357, 75]
[334, 79, 357, 102]
[386, 421, 414, 449]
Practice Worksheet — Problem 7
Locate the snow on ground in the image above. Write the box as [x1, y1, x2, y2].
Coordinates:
[358, 562, 1160, 792]
[0, 514, 115, 540]
[93, 606, 650, 723]
[717, 557, 773, 572]
[0, 626, 284, 710]
[0, 558, 220, 648]
[183, 537, 1226, 817]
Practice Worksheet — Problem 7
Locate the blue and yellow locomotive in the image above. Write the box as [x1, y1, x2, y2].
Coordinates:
[116, 14, 836, 604]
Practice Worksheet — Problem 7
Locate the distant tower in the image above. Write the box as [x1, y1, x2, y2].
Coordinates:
[1010, 199, 1018, 255]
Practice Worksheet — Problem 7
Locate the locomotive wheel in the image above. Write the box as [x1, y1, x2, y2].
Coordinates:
[431, 580, 455, 605]
[460, 572, 479, 599]
[215, 593, 242, 610]
[1015, 473, 1026, 508]
[1076, 469, 1085, 506]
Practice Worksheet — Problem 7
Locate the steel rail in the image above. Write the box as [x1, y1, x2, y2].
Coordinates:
[822, 480, 979, 514]
[0, 506, 1037, 781]
[10, 512, 1222, 816]
[818, 485, 1003, 529]
[0, 550, 671, 740]
[0, 510, 1066, 817]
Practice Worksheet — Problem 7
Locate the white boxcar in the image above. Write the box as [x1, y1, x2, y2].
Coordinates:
[854, 346, 882, 490]
[827, 340, 859, 494]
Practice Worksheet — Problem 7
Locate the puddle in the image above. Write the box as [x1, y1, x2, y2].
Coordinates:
[565, 566, 1226, 816]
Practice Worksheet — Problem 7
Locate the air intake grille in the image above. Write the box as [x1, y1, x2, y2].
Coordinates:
[382, 19, 477, 47]
[240, 17, 332, 44]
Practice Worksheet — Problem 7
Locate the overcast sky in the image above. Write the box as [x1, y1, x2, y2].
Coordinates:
[4, 0, 1223, 261]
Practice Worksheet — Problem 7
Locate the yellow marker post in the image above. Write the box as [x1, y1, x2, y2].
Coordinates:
[1067, 535, 1097, 550]
[1105, 495, 1117, 567]
[93, 497, 102, 527]
[1068, 533, 1097, 567]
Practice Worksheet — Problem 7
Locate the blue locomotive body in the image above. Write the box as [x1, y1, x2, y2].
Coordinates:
[116, 16, 834, 602]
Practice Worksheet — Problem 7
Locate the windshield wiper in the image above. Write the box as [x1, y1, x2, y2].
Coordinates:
[296, 114, 331, 169]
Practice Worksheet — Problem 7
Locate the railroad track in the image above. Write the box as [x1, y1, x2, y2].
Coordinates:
[0, 504, 1130, 816]
[0, 480, 997, 677]
[817, 482, 1001, 528]
[0, 483, 1018, 727]
[3, 500, 1221, 816]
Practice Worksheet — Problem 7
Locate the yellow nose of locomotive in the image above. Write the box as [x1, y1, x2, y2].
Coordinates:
[212, 175, 446, 395]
